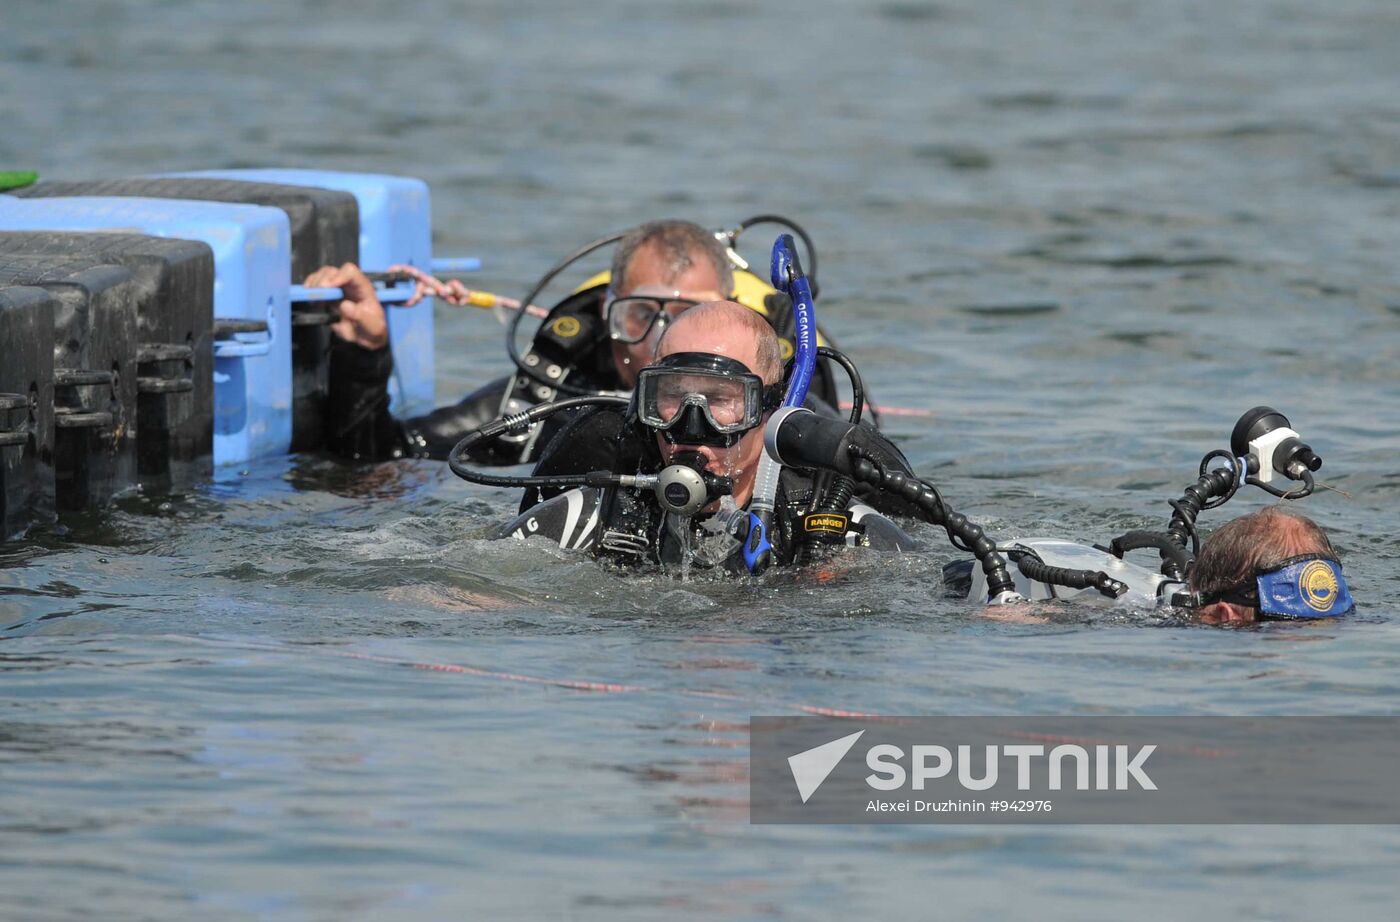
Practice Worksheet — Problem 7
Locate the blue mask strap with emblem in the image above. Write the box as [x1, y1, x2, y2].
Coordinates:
[1255, 555, 1354, 619]
[1196, 555, 1354, 619]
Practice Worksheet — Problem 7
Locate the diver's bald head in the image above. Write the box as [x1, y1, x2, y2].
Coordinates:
[654, 300, 783, 384]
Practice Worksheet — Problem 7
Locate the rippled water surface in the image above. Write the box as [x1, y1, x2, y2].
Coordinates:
[3, 0, 1400, 918]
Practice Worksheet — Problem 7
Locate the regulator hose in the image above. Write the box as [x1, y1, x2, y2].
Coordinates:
[448, 395, 631, 488]
[807, 345, 864, 522]
[729, 214, 820, 298]
[506, 230, 629, 397]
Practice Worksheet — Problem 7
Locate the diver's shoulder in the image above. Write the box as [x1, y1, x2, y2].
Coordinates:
[495, 486, 604, 549]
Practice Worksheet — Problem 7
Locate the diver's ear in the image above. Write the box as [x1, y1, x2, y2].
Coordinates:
[1194, 601, 1255, 625]
[1219, 602, 1256, 624]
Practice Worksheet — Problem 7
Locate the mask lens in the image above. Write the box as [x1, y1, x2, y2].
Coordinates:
[608, 297, 661, 343]
[607, 297, 700, 343]
[657, 376, 747, 426]
[640, 369, 758, 433]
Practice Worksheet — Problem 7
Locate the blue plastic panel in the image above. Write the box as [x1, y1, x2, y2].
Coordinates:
[168, 169, 435, 415]
[0, 194, 293, 467]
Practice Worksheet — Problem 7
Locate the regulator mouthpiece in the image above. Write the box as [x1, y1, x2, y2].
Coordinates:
[654, 452, 733, 516]
[1230, 406, 1322, 485]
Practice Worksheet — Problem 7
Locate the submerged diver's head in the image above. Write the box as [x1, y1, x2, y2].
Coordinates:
[1189, 507, 1354, 624]
[640, 301, 784, 510]
[606, 220, 733, 388]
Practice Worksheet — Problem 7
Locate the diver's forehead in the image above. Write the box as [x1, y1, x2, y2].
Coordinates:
[621, 245, 724, 298]
[627, 283, 699, 299]
[656, 328, 760, 369]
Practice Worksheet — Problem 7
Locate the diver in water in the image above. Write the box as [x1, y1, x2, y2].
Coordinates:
[1185, 507, 1354, 624]
[929, 404, 1358, 618]
[311, 220, 837, 465]
[487, 301, 918, 572]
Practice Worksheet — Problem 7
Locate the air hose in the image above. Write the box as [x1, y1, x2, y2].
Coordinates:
[718, 214, 821, 298]
[448, 396, 632, 488]
[447, 396, 732, 516]
[506, 230, 628, 397]
[796, 346, 865, 564]
[809, 345, 864, 517]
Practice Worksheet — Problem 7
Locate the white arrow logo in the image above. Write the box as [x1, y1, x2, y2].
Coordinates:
[788, 730, 865, 803]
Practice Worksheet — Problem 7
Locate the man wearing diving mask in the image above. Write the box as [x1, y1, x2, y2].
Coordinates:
[316, 220, 734, 464]
[1188, 507, 1354, 624]
[640, 307, 786, 514]
[496, 301, 916, 571]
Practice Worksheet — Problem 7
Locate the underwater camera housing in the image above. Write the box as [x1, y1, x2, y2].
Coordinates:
[945, 407, 1326, 607]
[1231, 406, 1323, 486]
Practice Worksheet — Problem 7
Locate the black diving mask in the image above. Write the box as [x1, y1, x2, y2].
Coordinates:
[635, 352, 784, 448]
[1185, 554, 1355, 620]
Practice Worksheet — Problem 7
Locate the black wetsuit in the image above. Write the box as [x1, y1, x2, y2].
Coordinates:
[325, 285, 844, 465]
[495, 478, 917, 572]
[496, 405, 922, 571]
[517, 405, 923, 520]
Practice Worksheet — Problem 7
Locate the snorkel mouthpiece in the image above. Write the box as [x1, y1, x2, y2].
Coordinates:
[655, 451, 733, 516]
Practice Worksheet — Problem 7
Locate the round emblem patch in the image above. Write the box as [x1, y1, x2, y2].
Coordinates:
[1298, 560, 1339, 612]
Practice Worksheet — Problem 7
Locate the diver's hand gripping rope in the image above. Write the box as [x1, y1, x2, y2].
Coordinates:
[386, 263, 550, 318]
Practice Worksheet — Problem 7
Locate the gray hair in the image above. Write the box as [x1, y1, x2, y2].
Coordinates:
[610, 220, 734, 296]
[1190, 506, 1338, 600]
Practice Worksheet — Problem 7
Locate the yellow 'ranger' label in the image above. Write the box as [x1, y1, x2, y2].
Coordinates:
[804, 513, 850, 535]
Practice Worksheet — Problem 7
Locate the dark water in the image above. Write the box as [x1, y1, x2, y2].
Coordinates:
[4, 0, 1400, 918]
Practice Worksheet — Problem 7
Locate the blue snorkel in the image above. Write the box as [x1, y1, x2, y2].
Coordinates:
[771, 235, 818, 408]
[737, 234, 819, 574]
